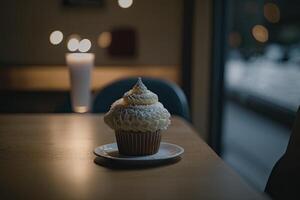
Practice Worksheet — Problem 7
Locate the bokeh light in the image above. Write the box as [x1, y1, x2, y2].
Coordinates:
[252, 25, 269, 43]
[118, 0, 133, 8]
[97, 32, 112, 48]
[228, 32, 242, 48]
[78, 39, 92, 52]
[264, 3, 280, 23]
[49, 30, 63, 45]
[67, 38, 80, 52]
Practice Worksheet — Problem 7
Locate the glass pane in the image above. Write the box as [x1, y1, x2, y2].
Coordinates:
[222, 0, 299, 191]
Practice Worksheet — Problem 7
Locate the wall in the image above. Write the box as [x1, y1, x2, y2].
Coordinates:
[0, 65, 179, 91]
[191, 0, 212, 140]
[0, 0, 182, 66]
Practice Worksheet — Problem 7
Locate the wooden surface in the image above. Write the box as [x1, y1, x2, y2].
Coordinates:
[0, 114, 269, 200]
[0, 65, 179, 91]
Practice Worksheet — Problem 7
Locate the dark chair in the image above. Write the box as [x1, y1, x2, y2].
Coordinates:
[92, 77, 190, 121]
[265, 106, 300, 200]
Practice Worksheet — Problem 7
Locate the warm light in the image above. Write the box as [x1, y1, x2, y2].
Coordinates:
[97, 32, 112, 48]
[66, 53, 95, 64]
[49, 30, 63, 45]
[118, 0, 133, 8]
[68, 34, 81, 41]
[252, 25, 269, 43]
[74, 106, 89, 113]
[78, 39, 92, 52]
[264, 3, 280, 23]
[67, 38, 80, 52]
[48, 119, 95, 191]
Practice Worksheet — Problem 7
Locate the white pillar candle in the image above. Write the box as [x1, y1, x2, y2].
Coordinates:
[66, 53, 95, 113]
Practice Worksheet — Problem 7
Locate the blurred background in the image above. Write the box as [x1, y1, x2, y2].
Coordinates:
[0, 0, 299, 193]
[222, 0, 300, 191]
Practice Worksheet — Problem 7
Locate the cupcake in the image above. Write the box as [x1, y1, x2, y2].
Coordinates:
[104, 77, 171, 156]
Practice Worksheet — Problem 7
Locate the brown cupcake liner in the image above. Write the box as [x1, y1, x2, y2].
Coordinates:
[115, 130, 162, 156]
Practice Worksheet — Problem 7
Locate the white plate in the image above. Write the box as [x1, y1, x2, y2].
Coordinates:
[94, 142, 184, 163]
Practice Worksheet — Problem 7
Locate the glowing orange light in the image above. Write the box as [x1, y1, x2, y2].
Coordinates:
[252, 25, 269, 43]
[97, 32, 112, 48]
[264, 3, 280, 23]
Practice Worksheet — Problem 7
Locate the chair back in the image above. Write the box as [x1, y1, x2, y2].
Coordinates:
[92, 77, 190, 121]
[265, 106, 300, 199]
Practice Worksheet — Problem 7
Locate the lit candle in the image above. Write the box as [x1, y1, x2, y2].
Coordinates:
[66, 53, 95, 113]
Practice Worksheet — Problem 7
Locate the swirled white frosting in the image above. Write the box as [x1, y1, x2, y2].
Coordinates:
[104, 78, 171, 132]
[123, 78, 158, 105]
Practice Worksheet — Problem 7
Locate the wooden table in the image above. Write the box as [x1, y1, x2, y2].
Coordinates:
[0, 114, 269, 200]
